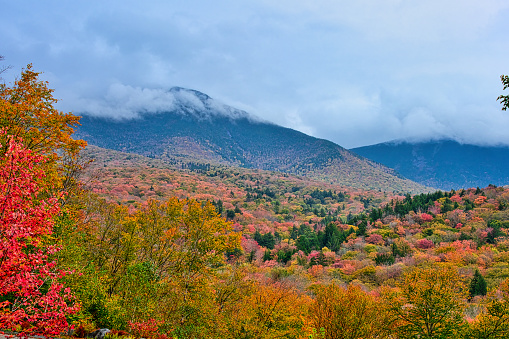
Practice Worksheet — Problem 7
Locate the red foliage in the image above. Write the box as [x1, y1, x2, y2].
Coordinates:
[308, 264, 325, 278]
[366, 234, 384, 245]
[420, 213, 434, 223]
[241, 237, 260, 254]
[450, 195, 462, 203]
[0, 137, 79, 335]
[129, 318, 167, 339]
[474, 196, 488, 205]
[416, 239, 434, 249]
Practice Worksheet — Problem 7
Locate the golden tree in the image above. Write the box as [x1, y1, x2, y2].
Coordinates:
[383, 265, 467, 339]
[0, 64, 86, 196]
[310, 283, 390, 339]
[68, 197, 242, 332]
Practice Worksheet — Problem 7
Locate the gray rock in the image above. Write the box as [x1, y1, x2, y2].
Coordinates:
[88, 328, 110, 339]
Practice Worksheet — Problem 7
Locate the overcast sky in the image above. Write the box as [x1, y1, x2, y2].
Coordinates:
[2, 1, 509, 148]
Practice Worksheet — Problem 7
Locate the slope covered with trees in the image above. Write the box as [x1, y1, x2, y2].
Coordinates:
[76, 88, 427, 194]
[352, 140, 509, 190]
[3, 65, 509, 338]
[73, 149, 509, 338]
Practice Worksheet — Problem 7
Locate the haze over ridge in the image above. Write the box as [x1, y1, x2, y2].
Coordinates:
[1, 1, 508, 148]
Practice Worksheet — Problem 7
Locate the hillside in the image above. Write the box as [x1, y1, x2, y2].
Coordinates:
[76, 87, 428, 194]
[82, 145, 393, 224]
[77, 144, 509, 338]
[352, 139, 509, 190]
[7, 63, 509, 339]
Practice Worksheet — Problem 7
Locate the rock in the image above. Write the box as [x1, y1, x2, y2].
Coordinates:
[88, 328, 111, 339]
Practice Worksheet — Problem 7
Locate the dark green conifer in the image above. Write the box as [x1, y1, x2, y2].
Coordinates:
[469, 270, 487, 298]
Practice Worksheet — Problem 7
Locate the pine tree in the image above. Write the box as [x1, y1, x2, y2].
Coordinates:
[469, 270, 487, 298]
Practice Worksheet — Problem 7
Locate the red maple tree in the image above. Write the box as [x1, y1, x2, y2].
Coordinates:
[0, 135, 79, 335]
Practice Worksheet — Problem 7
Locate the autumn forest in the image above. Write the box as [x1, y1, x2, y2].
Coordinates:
[2, 65, 509, 339]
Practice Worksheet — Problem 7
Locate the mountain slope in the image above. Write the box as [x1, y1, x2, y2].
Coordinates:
[351, 140, 509, 190]
[75, 87, 428, 193]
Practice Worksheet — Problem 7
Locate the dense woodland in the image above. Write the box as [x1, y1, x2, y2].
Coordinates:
[2, 66, 509, 338]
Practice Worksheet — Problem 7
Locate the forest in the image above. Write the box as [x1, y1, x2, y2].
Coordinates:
[1, 65, 509, 339]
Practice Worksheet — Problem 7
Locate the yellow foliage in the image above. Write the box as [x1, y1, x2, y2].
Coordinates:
[310, 283, 391, 339]
[468, 278, 509, 337]
[0, 64, 86, 194]
[217, 281, 310, 339]
[66, 195, 242, 332]
[382, 265, 467, 338]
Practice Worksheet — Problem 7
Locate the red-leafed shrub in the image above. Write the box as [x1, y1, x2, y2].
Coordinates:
[129, 318, 169, 339]
[416, 239, 434, 249]
[0, 136, 79, 335]
[366, 234, 384, 245]
[420, 213, 434, 223]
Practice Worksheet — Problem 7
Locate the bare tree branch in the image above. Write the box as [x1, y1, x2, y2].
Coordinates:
[498, 75, 509, 111]
[0, 55, 13, 79]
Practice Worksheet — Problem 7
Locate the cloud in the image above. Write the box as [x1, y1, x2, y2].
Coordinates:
[263, 0, 509, 42]
[1, 0, 508, 148]
[399, 108, 448, 141]
[284, 110, 316, 137]
[273, 80, 509, 149]
[73, 84, 177, 119]
[70, 83, 260, 123]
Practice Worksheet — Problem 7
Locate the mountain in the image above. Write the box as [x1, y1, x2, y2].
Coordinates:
[351, 139, 509, 190]
[75, 87, 428, 193]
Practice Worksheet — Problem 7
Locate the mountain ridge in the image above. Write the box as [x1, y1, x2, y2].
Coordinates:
[351, 139, 509, 190]
[75, 87, 429, 194]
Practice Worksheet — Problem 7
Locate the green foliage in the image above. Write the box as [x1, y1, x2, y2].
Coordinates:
[69, 143, 509, 335]
[391, 239, 413, 257]
[254, 230, 276, 249]
[356, 220, 367, 236]
[375, 253, 395, 266]
[383, 266, 467, 339]
[470, 270, 488, 298]
[14, 63, 509, 337]
[61, 196, 241, 332]
[487, 220, 504, 244]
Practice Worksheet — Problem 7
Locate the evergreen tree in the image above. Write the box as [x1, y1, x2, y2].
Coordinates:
[254, 230, 263, 245]
[375, 253, 395, 266]
[296, 235, 311, 254]
[317, 251, 327, 266]
[469, 270, 487, 298]
[290, 226, 299, 240]
[357, 220, 367, 236]
[262, 232, 275, 250]
[487, 220, 503, 244]
[322, 223, 341, 252]
[274, 231, 281, 243]
[226, 209, 236, 220]
[263, 249, 272, 262]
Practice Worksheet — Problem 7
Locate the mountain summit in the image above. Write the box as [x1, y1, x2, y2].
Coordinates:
[166, 87, 255, 121]
[75, 87, 427, 193]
